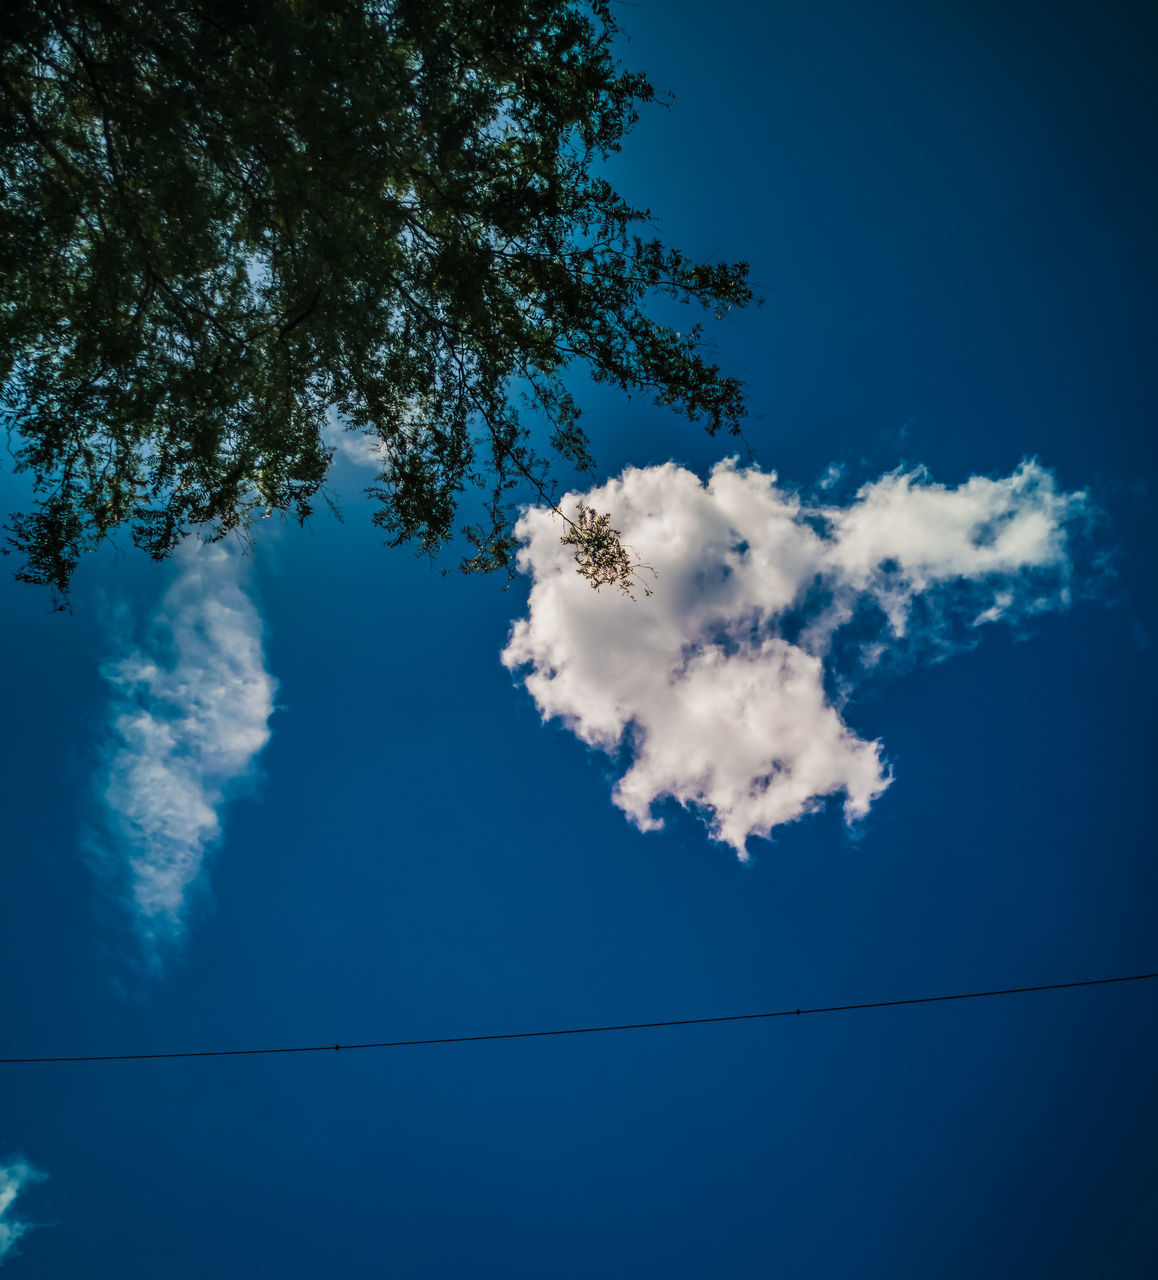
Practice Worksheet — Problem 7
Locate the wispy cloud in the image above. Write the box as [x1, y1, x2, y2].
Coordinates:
[95, 542, 276, 963]
[0, 1157, 46, 1266]
[323, 420, 386, 469]
[322, 413, 387, 469]
[504, 459, 1089, 856]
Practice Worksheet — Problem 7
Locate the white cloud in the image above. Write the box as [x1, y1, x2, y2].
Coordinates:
[0, 1158, 46, 1266]
[323, 418, 386, 469]
[96, 542, 276, 960]
[503, 458, 1088, 856]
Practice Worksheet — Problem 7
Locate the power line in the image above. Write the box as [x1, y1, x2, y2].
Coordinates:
[2, 971, 1154, 1066]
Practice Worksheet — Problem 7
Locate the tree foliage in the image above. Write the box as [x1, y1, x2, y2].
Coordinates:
[560, 503, 653, 597]
[0, 0, 752, 602]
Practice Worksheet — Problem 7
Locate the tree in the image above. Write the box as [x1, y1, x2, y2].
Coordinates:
[0, 0, 752, 604]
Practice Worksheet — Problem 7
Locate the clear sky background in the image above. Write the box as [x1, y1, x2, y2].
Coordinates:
[2, 0, 1156, 1275]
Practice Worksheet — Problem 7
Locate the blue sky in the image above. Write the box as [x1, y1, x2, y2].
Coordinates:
[2, 1, 1156, 1275]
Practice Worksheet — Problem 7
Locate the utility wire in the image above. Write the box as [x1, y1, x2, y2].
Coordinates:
[2, 971, 1154, 1066]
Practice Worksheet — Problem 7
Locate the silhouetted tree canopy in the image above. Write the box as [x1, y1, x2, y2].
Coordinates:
[1, 0, 752, 603]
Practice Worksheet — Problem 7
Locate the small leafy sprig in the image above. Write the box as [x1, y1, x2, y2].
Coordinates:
[559, 504, 655, 598]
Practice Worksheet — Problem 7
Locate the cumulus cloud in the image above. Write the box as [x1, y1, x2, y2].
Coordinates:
[503, 459, 1088, 856]
[95, 542, 276, 959]
[322, 418, 386, 469]
[0, 1158, 46, 1266]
